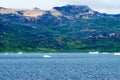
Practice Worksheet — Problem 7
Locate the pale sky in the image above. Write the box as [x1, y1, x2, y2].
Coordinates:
[0, 0, 120, 14]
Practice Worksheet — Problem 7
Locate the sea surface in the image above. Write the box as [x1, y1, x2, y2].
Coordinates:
[0, 53, 120, 80]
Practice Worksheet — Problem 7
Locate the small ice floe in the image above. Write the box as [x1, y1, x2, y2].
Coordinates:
[4, 53, 9, 55]
[17, 52, 23, 54]
[114, 53, 120, 56]
[43, 55, 51, 58]
[89, 51, 99, 54]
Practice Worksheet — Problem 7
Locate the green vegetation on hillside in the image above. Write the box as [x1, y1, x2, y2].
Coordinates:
[0, 6, 120, 53]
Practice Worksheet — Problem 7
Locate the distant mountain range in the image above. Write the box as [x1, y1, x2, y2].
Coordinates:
[0, 5, 120, 53]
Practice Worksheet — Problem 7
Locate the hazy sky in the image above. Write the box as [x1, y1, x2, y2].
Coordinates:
[0, 0, 120, 14]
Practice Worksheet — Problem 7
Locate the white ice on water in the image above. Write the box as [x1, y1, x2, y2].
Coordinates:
[17, 52, 23, 54]
[114, 53, 120, 56]
[43, 55, 51, 58]
[89, 52, 99, 54]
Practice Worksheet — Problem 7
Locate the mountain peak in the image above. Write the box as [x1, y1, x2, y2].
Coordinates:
[33, 7, 40, 11]
[53, 5, 94, 16]
[65, 5, 90, 9]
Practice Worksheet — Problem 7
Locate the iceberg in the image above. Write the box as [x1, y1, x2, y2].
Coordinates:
[114, 53, 120, 55]
[43, 55, 51, 58]
[17, 52, 23, 54]
[89, 52, 99, 54]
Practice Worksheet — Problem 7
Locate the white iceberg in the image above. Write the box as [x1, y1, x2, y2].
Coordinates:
[17, 52, 23, 54]
[4, 53, 9, 55]
[43, 55, 51, 58]
[114, 53, 120, 55]
[89, 51, 99, 54]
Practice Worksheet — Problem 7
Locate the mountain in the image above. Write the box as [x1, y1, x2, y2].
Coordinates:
[0, 5, 120, 53]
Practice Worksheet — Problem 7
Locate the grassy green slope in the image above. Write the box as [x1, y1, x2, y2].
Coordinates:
[0, 14, 120, 53]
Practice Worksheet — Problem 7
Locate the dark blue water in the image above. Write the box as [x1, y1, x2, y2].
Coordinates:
[0, 53, 120, 80]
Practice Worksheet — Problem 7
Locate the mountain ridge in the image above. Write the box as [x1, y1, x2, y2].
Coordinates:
[0, 5, 108, 17]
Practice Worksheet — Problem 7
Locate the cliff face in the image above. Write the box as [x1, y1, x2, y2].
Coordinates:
[0, 5, 120, 52]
